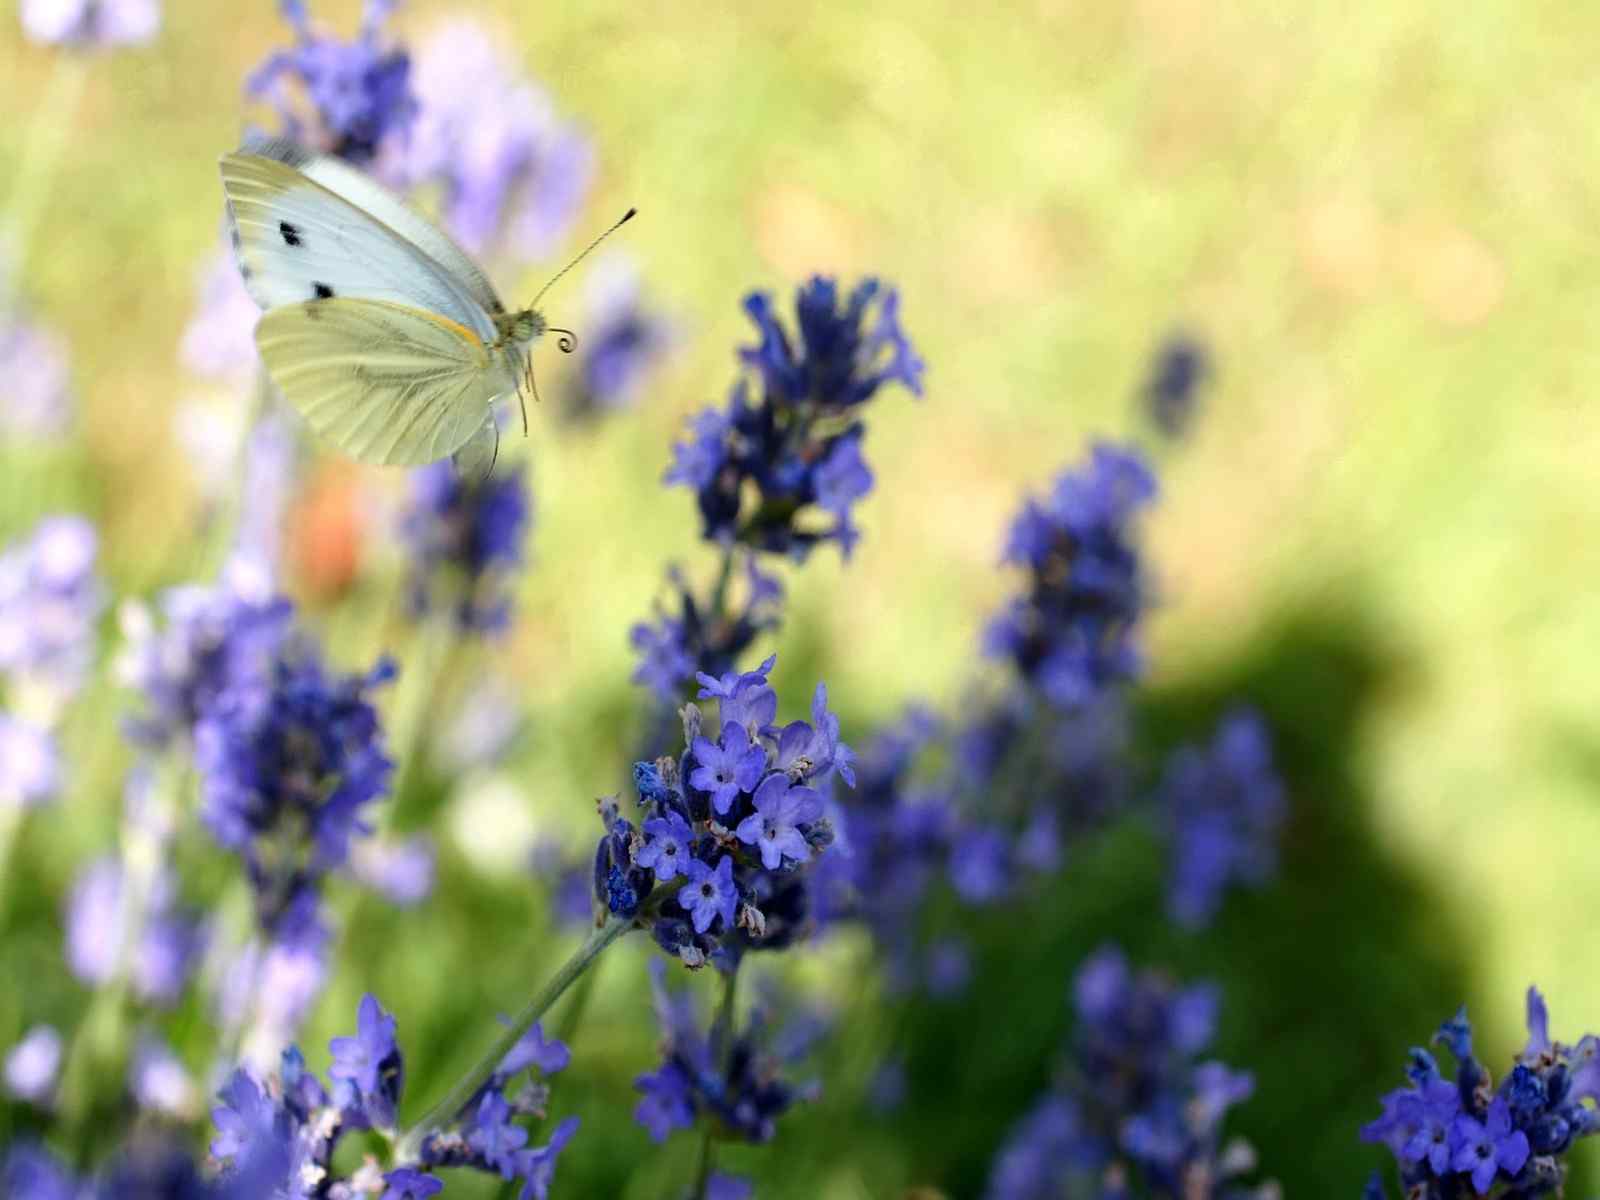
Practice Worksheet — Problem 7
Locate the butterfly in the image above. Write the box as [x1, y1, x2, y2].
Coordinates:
[219, 137, 634, 473]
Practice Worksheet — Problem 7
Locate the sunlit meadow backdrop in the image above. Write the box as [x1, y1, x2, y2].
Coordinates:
[2, 1, 1599, 1197]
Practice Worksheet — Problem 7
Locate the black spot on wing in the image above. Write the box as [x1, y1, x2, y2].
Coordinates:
[312, 282, 334, 299]
[279, 221, 303, 247]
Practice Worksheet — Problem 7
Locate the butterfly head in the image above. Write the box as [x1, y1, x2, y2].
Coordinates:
[496, 308, 547, 349]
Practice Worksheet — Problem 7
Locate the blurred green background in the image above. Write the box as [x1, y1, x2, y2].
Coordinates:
[3, 0, 1599, 1195]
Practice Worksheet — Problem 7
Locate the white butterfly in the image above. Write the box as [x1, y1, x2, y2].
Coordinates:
[219, 138, 633, 471]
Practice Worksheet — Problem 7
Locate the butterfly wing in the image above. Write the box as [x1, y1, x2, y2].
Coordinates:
[221, 146, 499, 342]
[255, 298, 507, 466]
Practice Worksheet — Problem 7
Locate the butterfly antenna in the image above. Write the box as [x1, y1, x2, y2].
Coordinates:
[529, 207, 638, 309]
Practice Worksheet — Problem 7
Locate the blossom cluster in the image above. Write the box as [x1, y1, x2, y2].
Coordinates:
[399, 461, 531, 634]
[633, 961, 820, 1181]
[0, 516, 101, 810]
[665, 276, 924, 562]
[1361, 989, 1600, 1197]
[7, 995, 579, 1199]
[983, 442, 1156, 709]
[594, 654, 854, 968]
[987, 946, 1271, 1199]
[632, 276, 923, 706]
[1163, 709, 1285, 929]
[247, 0, 413, 166]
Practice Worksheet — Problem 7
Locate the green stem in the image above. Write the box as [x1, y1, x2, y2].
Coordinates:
[0, 803, 24, 924]
[552, 959, 598, 1048]
[381, 610, 457, 830]
[689, 966, 740, 1199]
[3, 53, 88, 300]
[689, 1125, 716, 1200]
[707, 547, 737, 624]
[395, 915, 634, 1161]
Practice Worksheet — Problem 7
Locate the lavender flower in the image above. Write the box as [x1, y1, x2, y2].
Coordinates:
[4, 1024, 61, 1105]
[665, 276, 923, 560]
[130, 1036, 198, 1119]
[64, 855, 206, 1007]
[985, 946, 1269, 1199]
[350, 834, 436, 906]
[1362, 988, 1600, 1197]
[595, 654, 851, 968]
[561, 254, 671, 419]
[209, 993, 577, 1198]
[179, 250, 261, 385]
[1164, 710, 1285, 929]
[328, 993, 403, 1129]
[117, 558, 291, 749]
[19, 0, 159, 47]
[395, 19, 591, 261]
[984, 443, 1155, 708]
[399, 461, 530, 634]
[248, 0, 414, 165]
[633, 960, 815, 1145]
[0, 314, 72, 439]
[0, 714, 59, 808]
[0, 515, 102, 718]
[1, 1144, 78, 1200]
[1141, 329, 1211, 439]
[629, 556, 783, 703]
[192, 631, 394, 932]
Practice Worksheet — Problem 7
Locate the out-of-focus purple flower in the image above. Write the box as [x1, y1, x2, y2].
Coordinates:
[394, 19, 591, 261]
[667, 276, 923, 560]
[632, 960, 811, 1147]
[400, 462, 530, 634]
[117, 557, 291, 749]
[561, 254, 671, 419]
[984, 444, 1155, 708]
[0, 715, 59, 809]
[248, 0, 413, 165]
[0, 315, 72, 439]
[20, 0, 160, 47]
[1142, 329, 1211, 440]
[3, 1025, 61, 1105]
[383, 1168, 444, 1200]
[130, 1035, 197, 1118]
[180, 250, 261, 385]
[949, 826, 1010, 904]
[63, 855, 206, 1007]
[987, 947, 1265, 1198]
[0, 515, 102, 717]
[706, 1174, 754, 1200]
[925, 938, 973, 998]
[193, 636, 394, 932]
[0, 1144, 77, 1200]
[64, 855, 128, 985]
[350, 834, 435, 906]
[219, 892, 332, 1071]
[629, 556, 783, 704]
[1164, 709, 1285, 929]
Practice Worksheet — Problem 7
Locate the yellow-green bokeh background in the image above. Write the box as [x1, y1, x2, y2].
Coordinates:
[3, 0, 1600, 1194]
